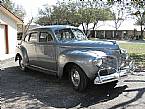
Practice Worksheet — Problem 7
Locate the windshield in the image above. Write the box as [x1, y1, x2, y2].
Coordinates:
[54, 28, 87, 41]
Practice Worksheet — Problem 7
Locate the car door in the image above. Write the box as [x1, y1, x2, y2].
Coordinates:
[23, 32, 38, 65]
[36, 30, 57, 73]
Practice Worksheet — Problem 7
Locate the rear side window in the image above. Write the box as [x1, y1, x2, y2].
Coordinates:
[29, 32, 37, 42]
[24, 34, 29, 42]
[39, 32, 53, 42]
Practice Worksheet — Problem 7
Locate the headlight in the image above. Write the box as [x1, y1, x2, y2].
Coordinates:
[92, 58, 103, 66]
[121, 49, 127, 54]
[120, 49, 129, 59]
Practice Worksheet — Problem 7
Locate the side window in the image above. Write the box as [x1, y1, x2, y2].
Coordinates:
[24, 34, 29, 42]
[62, 31, 72, 39]
[55, 29, 74, 40]
[39, 32, 53, 42]
[29, 32, 37, 42]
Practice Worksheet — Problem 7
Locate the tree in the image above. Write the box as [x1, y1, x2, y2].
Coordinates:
[36, 0, 114, 35]
[1, 0, 14, 12]
[107, 0, 145, 39]
[136, 14, 145, 27]
[1, 0, 26, 20]
[106, 0, 132, 39]
[76, 0, 114, 35]
[130, 0, 145, 40]
[13, 4, 26, 20]
[36, 1, 79, 26]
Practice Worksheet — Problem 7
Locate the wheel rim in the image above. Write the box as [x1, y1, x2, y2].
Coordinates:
[19, 59, 25, 70]
[71, 70, 80, 87]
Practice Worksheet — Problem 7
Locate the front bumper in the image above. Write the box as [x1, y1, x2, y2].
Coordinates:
[94, 60, 134, 85]
[94, 69, 128, 84]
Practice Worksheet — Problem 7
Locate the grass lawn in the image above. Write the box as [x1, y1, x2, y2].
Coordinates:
[119, 43, 145, 55]
[118, 42, 145, 67]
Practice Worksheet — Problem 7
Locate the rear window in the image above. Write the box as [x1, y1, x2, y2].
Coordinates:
[29, 32, 37, 42]
[39, 32, 53, 42]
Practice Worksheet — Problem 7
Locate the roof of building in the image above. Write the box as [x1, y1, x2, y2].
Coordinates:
[79, 20, 141, 31]
[0, 4, 23, 24]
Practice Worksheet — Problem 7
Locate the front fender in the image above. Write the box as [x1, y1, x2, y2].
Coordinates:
[57, 50, 104, 79]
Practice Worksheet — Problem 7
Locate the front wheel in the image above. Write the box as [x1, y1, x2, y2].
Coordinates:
[105, 80, 118, 89]
[70, 65, 88, 92]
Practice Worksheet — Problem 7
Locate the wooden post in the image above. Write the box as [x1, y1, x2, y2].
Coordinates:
[104, 30, 105, 39]
[5, 25, 9, 54]
[95, 30, 96, 38]
[113, 31, 114, 38]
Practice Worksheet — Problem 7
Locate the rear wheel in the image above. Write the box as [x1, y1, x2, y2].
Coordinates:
[18, 57, 26, 71]
[70, 65, 88, 92]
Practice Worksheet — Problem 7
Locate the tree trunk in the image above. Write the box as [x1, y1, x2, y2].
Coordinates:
[140, 22, 144, 40]
[92, 22, 97, 38]
[86, 23, 89, 37]
[82, 23, 86, 34]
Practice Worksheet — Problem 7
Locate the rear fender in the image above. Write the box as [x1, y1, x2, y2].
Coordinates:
[15, 46, 29, 64]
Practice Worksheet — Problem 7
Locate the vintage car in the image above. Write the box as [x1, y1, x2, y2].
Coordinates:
[15, 25, 134, 92]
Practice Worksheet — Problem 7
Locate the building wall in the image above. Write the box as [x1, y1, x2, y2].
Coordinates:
[91, 30, 145, 40]
[136, 31, 145, 37]
[0, 11, 17, 54]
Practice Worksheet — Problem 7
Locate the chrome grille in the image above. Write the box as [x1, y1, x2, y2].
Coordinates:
[98, 56, 118, 76]
[112, 50, 122, 66]
[99, 68, 116, 76]
[101, 56, 118, 69]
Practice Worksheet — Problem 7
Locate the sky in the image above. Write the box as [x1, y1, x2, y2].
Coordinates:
[11, 0, 58, 23]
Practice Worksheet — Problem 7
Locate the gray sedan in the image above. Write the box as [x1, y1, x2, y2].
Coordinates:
[15, 25, 134, 92]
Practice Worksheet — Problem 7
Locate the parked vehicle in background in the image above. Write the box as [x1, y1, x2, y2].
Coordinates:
[17, 32, 23, 40]
[15, 25, 134, 92]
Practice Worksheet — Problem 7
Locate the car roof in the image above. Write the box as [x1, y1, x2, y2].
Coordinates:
[30, 25, 78, 31]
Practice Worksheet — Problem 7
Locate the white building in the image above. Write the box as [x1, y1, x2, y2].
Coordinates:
[79, 20, 145, 39]
[0, 4, 23, 54]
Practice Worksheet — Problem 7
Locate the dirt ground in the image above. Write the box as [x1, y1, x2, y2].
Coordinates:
[1, 59, 145, 109]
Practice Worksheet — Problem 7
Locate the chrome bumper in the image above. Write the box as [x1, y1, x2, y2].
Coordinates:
[94, 69, 128, 84]
[94, 60, 134, 85]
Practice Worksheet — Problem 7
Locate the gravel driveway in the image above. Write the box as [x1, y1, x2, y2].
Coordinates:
[1, 59, 145, 109]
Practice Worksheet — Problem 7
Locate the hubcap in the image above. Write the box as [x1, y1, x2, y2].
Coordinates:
[71, 70, 80, 87]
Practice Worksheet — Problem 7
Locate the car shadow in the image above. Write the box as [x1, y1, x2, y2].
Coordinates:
[107, 87, 145, 109]
[1, 66, 128, 108]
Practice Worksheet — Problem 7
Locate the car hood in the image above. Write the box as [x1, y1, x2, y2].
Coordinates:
[60, 40, 119, 50]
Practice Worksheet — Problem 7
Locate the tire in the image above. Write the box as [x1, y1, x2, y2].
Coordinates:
[70, 65, 88, 92]
[106, 80, 118, 89]
[18, 57, 27, 71]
